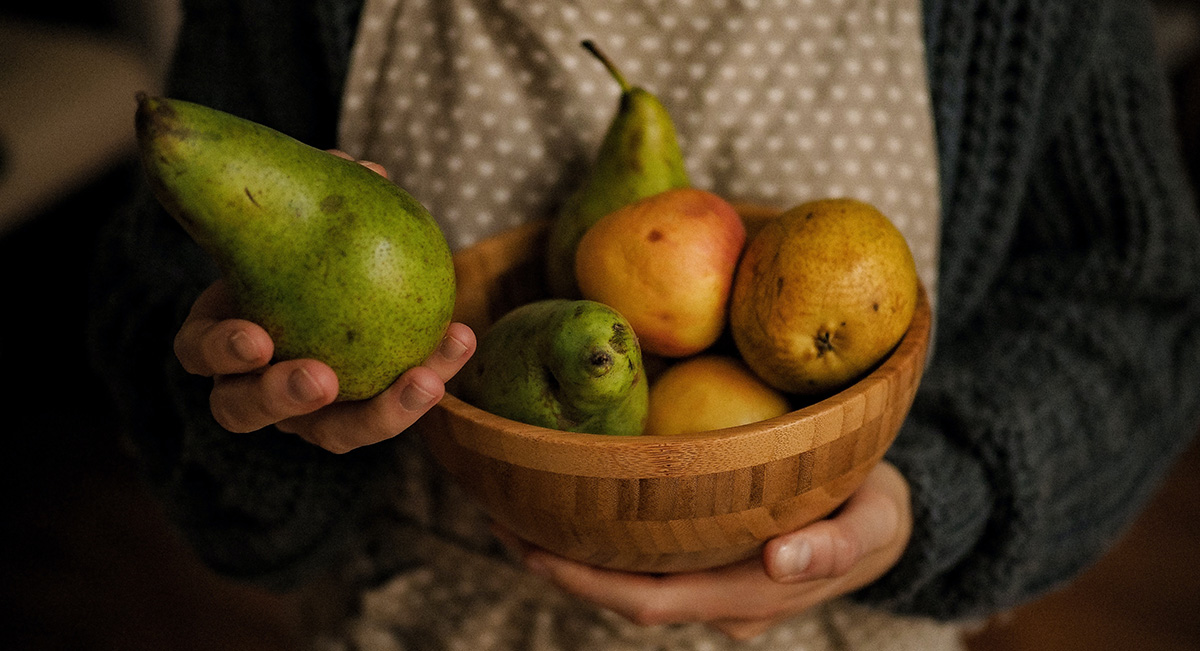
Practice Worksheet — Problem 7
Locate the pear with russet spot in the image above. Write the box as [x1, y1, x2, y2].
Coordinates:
[454, 299, 648, 436]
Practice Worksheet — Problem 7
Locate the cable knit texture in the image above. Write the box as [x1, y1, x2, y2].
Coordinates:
[89, 0, 1200, 629]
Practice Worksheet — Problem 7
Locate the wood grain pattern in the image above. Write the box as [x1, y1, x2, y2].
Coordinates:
[421, 218, 932, 573]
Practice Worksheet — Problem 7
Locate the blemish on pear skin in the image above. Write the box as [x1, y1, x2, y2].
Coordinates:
[244, 187, 260, 207]
[609, 323, 630, 354]
[321, 195, 346, 213]
[647, 229, 664, 242]
[135, 93, 191, 142]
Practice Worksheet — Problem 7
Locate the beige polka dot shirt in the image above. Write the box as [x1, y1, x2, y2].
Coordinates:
[338, 0, 941, 301]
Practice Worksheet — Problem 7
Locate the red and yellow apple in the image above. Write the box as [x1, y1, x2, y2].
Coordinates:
[574, 188, 746, 357]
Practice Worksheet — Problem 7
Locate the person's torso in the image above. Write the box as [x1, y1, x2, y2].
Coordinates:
[338, 0, 942, 302]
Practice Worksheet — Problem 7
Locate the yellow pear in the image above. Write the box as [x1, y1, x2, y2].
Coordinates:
[729, 198, 918, 395]
[645, 355, 790, 436]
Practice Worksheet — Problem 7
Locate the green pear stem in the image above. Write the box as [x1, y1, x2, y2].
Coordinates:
[581, 40, 631, 93]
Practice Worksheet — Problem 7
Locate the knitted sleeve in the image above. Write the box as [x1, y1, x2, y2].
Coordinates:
[856, 0, 1200, 619]
[86, 0, 380, 589]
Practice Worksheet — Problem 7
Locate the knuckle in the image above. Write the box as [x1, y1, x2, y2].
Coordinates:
[370, 393, 419, 439]
[210, 377, 291, 434]
[299, 420, 364, 455]
[274, 419, 301, 435]
[209, 395, 251, 433]
[253, 396, 289, 427]
[173, 329, 202, 374]
[291, 427, 335, 452]
[316, 435, 356, 455]
[361, 422, 404, 448]
[201, 337, 228, 374]
[829, 532, 861, 577]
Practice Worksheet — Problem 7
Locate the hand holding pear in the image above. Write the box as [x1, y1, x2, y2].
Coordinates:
[136, 94, 456, 402]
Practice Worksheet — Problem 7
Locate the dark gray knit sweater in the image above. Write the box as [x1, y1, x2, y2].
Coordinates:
[88, 0, 1200, 622]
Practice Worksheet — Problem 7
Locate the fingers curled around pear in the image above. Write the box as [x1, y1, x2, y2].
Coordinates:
[136, 95, 456, 402]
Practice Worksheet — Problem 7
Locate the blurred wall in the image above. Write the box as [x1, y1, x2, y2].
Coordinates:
[1154, 0, 1200, 200]
[0, 0, 1195, 237]
[0, 0, 181, 234]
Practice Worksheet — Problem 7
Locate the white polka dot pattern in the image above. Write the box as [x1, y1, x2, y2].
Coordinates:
[339, 0, 941, 297]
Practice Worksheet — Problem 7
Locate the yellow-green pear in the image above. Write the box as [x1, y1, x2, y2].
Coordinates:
[453, 300, 648, 436]
[544, 40, 691, 298]
[135, 94, 455, 402]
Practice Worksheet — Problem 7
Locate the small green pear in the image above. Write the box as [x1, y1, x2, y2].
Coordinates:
[544, 40, 691, 298]
[453, 300, 648, 436]
[135, 94, 455, 402]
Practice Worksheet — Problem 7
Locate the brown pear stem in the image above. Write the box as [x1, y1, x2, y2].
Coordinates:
[581, 40, 632, 93]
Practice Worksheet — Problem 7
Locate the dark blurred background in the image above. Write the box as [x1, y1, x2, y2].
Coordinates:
[0, 2, 1197, 649]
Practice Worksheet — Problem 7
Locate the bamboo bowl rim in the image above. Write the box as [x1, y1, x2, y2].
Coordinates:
[433, 217, 932, 480]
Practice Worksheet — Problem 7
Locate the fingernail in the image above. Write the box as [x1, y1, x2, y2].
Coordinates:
[400, 381, 436, 411]
[229, 331, 259, 363]
[774, 538, 812, 581]
[438, 334, 468, 362]
[288, 368, 324, 403]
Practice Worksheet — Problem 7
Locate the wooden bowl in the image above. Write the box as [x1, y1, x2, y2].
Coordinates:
[421, 217, 931, 573]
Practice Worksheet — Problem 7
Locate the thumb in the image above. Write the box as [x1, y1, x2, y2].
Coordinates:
[762, 462, 910, 583]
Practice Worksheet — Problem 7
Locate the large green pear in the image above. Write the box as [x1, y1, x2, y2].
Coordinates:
[544, 41, 691, 298]
[135, 94, 455, 402]
[453, 300, 647, 436]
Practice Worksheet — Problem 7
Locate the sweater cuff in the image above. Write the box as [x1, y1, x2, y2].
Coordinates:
[852, 417, 994, 617]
